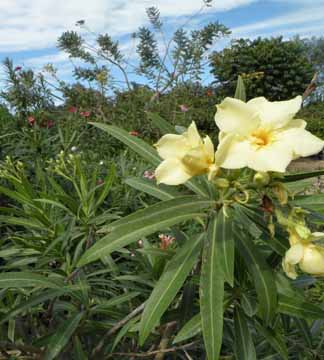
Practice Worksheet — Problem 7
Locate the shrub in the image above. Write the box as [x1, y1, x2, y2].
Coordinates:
[211, 37, 314, 100]
[299, 101, 324, 140]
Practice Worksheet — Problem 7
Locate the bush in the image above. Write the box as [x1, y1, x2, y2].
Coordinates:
[211, 37, 314, 100]
[299, 101, 324, 140]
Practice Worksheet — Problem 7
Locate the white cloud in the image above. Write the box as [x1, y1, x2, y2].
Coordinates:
[0, 0, 255, 53]
[231, 4, 324, 37]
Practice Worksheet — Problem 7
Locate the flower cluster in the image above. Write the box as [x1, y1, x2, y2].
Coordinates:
[154, 96, 324, 185]
[154, 95, 324, 279]
[283, 229, 324, 279]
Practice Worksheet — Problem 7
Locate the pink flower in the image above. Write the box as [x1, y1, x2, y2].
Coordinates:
[129, 131, 139, 136]
[143, 170, 155, 180]
[80, 111, 91, 117]
[14, 66, 22, 72]
[46, 120, 54, 128]
[159, 234, 175, 250]
[179, 104, 189, 113]
[28, 116, 36, 126]
[68, 106, 77, 113]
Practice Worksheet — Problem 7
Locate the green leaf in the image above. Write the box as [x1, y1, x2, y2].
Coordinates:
[90, 122, 209, 197]
[90, 123, 160, 165]
[44, 312, 83, 360]
[283, 169, 324, 182]
[233, 223, 277, 324]
[200, 215, 224, 360]
[291, 193, 324, 214]
[78, 196, 212, 266]
[278, 295, 324, 319]
[173, 313, 201, 344]
[295, 318, 313, 348]
[234, 75, 246, 102]
[124, 177, 181, 201]
[216, 210, 234, 286]
[254, 320, 288, 360]
[0, 288, 79, 324]
[139, 234, 203, 345]
[0, 215, 47, 230]
[91, 292, 141, 313]
[234, 307, 256, 360]
[147, 112, 175, 134]
[95, 163, 116, 209]
[0, 272, 62, 289]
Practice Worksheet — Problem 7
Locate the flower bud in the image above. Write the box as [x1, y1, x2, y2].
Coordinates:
[272, 183, 288, 205]
[253, 172, 270, 186]
[213, 178, 229, 189]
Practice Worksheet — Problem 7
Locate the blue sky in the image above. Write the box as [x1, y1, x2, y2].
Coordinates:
[1, 0, 324, 88]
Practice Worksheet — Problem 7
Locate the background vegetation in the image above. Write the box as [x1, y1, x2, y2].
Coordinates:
[0, 2, 324, 359]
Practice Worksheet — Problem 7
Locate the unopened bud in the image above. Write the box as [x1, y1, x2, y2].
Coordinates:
[272, 183, 288, 205]
[214, 178, 229, 189]
[295, 224, 311, 240]
[253, 172, 270, 186]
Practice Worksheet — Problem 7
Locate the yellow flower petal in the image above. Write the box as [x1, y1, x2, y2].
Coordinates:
[203, 136, 215, 161]
[215, 97, 260, 136]
[299, 245, 324, 276]
[285, 243, 304, 265]
[248, 141, 293, 172]
[248, 96, 302, 129]
[278, 128, 324, 158]
[155, 134, 189, 160]
[216, 136, 251, 169]
[155, 159, 192, 185]
[186, 122, 202, 147]
[282, 258, 298, 279]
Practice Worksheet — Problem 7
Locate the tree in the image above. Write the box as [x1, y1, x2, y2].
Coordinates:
[0, 58, 57, 119]
[210, 37, 313, 100]
[56, 3, 230, 98]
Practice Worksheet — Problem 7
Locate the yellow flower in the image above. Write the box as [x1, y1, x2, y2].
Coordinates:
[154, 122, 219, 185]
[215, 96, 324, 172]
[282, 232, 324, 279]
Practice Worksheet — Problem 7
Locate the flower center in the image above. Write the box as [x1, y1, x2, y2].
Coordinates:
[250, 128, 273, 147]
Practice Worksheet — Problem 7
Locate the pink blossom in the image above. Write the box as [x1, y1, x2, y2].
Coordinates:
[129, 131, 139, 136]
[68, 106, 77, 113]
[46, 120, 54, 128]
[14, 66, 22, 72]
[143, 170, 155, 180]
[80, 111, 91, 117]
[28, 116, 36, 126]
[159, 234, 175, 250]
[179, 104, 189, 113]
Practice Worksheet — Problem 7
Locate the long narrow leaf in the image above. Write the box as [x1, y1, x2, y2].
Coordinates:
[125, 177, 182, 201]
[90, 122, 209, 197]
[234, 307, 256, 360]
[78, 197, 212, 266]
[0, 272, 62, 289]
[200, 214, 224, 360]
[139, 234, 203, 345]
[44, 312, 83, 360]
[216, 210, 235, 286]
[173, 313, 201, 344]
[146, 112, 175, 134]
[233, 223, 277, 324]
[278, 295, 324, 319]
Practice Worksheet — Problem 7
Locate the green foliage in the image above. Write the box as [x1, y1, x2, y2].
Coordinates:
[298, 101, 324, 141]
[0, 58, 56, 119]
[211, 37, 314, 100]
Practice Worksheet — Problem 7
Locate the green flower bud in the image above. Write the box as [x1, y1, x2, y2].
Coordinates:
[214, 178, 230, 189]
[253, 172, 270, 186]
